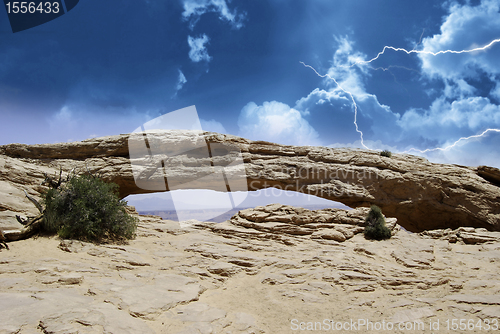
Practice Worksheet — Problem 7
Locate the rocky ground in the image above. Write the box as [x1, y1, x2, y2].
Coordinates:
[1, 205, 500, 333]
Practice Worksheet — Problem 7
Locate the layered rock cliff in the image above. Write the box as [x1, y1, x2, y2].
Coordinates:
[1, 131, 499, 232]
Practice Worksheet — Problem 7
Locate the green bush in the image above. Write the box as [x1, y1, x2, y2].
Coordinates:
[364, 205, 392, 240]
[380, 149, 392, 158]
[42, 174, 138, 243]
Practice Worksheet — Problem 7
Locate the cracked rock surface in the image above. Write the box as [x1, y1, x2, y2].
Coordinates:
[1, 205, 499, 333]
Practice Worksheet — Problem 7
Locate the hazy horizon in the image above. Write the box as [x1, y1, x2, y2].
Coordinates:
[125, 189, 351, 213]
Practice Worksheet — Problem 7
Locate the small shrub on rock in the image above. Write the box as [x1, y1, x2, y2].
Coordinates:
[380, 150, 392, 158]
[43, 174, 138, 243]
[364, 205, 391, 240]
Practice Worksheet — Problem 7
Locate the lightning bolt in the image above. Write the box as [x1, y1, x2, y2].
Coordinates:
[348, 38, 500, 68]
[370, 65, 420, 94]
[404, 128, 500, 154]
[414, 28, 426, 50]
[302, 36, 500, 155]
[300, 61, 369, 150]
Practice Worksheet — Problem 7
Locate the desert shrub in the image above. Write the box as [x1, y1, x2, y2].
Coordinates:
[364, 205, 391, 240]
[42, 174, 138, 243]
[380, 150, 392, 158]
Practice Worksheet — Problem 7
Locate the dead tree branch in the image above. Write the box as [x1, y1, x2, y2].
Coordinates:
[42, 167, 63, 189]
[23, 190, 43, 214]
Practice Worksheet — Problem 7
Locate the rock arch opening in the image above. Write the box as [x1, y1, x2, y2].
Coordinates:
[125, 189, 351, 223]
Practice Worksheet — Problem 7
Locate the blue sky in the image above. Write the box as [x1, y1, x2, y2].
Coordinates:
[2, 0, 500, 168]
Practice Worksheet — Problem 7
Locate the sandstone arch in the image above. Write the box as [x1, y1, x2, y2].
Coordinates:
[1, 131, 499, 232]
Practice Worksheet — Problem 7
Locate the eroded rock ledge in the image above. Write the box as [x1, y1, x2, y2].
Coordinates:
[1, 131, 500, 232]
[194, 204, 500, 246]
[196, 204, 399, 245]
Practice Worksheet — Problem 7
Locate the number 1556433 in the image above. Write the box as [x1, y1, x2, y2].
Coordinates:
[5, 2, 60, 14]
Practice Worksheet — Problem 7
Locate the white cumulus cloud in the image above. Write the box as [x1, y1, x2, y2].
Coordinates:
[200, 119, 227, 134]
[188, 34, 212, 63]
[398, 96, 500, 142]
[295, 88, 348, 113]
[182, 0, 245, 29]
[395, 0, 500, 164]
[296, 37, 402, 147]
[419, 0, 500, 97]
[323, 36, 371, 97]
[238, 101, 321, 146]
